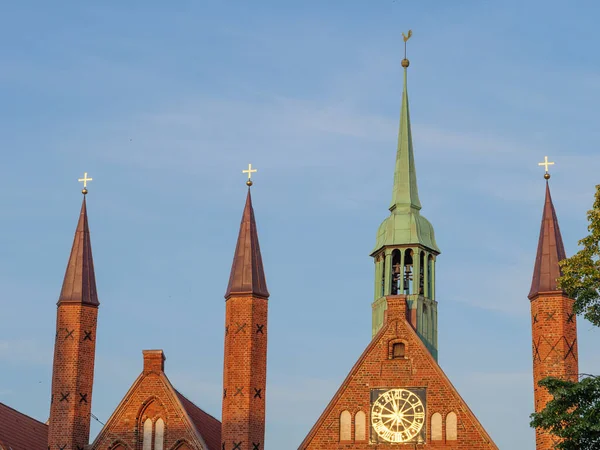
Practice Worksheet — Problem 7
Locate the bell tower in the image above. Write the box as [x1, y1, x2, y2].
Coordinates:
[528, 164, 578, 450]
[370, 52, 440, 360]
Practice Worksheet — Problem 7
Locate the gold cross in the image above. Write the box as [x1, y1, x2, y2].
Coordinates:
[78, 172, 93, 194]
[538, 156, 555, 173]
[242, 163, 257, 186]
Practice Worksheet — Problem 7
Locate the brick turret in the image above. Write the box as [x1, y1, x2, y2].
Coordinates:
[48, 196, 100, 450]
[529, 180, 578, 450]
[222, 188, 269, 450]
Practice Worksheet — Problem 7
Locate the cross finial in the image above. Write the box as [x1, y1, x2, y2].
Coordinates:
[78, 172, 93, 195]
[242, 163, 257, 187]
[538, 156, 555, 180]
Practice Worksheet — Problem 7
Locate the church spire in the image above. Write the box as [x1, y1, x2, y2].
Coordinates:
[528, 163, 578, 450]
[222, 171, 269, 450]
[528, 179, 567, 299]
[389, 59, 422, 213]
[224, 186, 269, 300]
[49, 179, 100, 450]
[370, 36, 440, 359]
[58, 196, 99, 305]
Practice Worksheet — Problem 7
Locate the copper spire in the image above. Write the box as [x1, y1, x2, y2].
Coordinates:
[528, 182, 567, 300]
[58, 197, 99, 306]
[225, 189, 269, 300]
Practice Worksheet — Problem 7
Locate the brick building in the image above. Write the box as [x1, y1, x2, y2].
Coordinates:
[0, 55, 578, 450]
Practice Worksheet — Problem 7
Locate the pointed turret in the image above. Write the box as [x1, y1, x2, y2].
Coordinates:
[528, 181, 567, 299]
[528, 170, 578, 450]
[58, 197, 99, 306]
[49, 189, 100, 450]
[222, 177, 269, 450]
[225, 188, 269, 299]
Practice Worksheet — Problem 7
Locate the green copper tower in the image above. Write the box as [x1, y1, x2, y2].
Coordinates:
[370, 52, 440, 360]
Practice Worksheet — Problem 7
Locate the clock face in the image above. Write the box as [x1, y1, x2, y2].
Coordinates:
[370, 388, 426, 443]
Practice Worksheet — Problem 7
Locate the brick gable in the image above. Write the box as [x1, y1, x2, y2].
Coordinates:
[299, 296, 497, 449]
[90, 350, 220, 450]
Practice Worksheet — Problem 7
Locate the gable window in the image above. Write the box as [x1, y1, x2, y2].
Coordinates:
[446, 411, 457, 440]
[340, 410, 351, 441]
[142, 417, 165, 450]
[431, 412, 442, 441]
[392, 342, 406, 359]
[355, 411, 366, 441]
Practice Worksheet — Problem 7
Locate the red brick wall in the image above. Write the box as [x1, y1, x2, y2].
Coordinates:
[90, 370, 202, 450]
[222, 296, 268, 450]
[530, 293, 578, 450]
[301, 295, 497, 450]
[48, 303, 98, 450]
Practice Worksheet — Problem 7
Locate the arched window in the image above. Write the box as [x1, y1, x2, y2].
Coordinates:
[391, 250, 402, 295]
[419, 251, 425, 295]
[355, 411, 366, 441]
[155, 418, 165, 450]
[404, 249, 413, 294]
[340, 410, 351, 441]
[431, 412, 442, 441]
[427, 255, 434, 298]
[142, 418, 153, 450]
[446, 411, 457, 440]
[380, 254, 386, 297]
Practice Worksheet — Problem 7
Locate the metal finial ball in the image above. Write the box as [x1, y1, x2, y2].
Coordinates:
[246, 180, 253, 187]
[544, 173, 551, 180]
[82, 188, 88, 195]
[401, 58, 410, 68]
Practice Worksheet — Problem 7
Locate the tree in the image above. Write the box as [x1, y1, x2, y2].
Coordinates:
[530, 184, 600, 449]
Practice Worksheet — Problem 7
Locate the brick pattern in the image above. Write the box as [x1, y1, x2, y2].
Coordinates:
[90, 367, 216, 450]
[300, 296, 497, 450]
[222, 296, 268, 450]
[530, 293, 578, 450]
[48, 303, 98, 450]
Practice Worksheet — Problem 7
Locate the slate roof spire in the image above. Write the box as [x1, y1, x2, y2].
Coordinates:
[58, 195, 99, 306]
[225, 188, 269, 299]
[528, 180, 567, 299]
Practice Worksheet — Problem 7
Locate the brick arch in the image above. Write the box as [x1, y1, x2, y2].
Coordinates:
[136, 396, 167, 448]
[136, 396, 167, 424]
[170, 441, 193, 450]
[109, 442, 130, 450]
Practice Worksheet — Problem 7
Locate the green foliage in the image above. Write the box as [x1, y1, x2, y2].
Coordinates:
[530, 376, 600, 449]
[558, 184, 600, 326]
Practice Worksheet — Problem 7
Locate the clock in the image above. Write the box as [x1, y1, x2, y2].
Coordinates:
[370, 388, 426, 443]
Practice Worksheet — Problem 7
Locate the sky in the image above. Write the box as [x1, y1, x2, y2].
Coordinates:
[1, 1, 599, 449]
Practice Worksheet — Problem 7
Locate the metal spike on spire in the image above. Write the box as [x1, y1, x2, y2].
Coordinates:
[528, 179, 567, 299]
[58, 196, 99, 306]
[225, 188, 269, 299]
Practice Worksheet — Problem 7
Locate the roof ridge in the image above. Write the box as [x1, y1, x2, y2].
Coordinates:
[174, 389, 221, 423]
[0, 402, 48, 426]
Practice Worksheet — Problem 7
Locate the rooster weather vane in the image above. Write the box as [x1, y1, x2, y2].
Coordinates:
[402, 29, 412, 60]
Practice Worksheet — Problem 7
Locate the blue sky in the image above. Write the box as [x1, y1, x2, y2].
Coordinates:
[1, 1, 599, 449]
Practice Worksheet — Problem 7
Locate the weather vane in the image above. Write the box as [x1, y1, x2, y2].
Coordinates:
[538, 156, 555, 180]
[78, 172, 93, 195]
[242, 163, 257, 187]
[402, 29, 412, 67]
